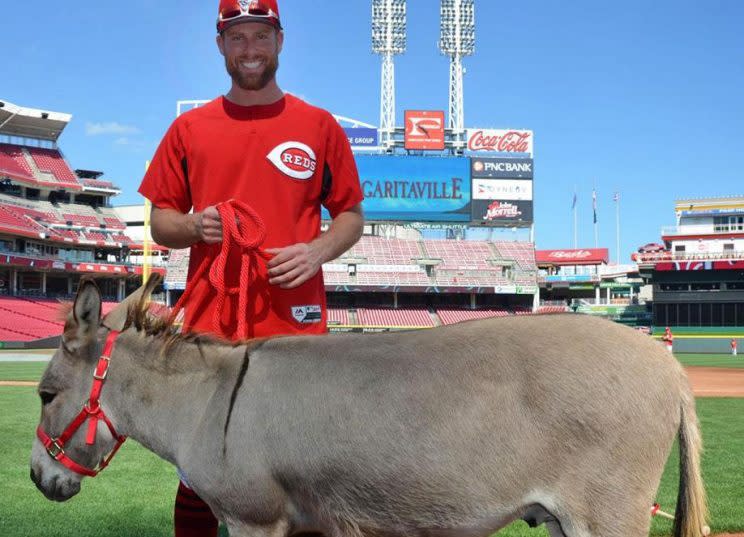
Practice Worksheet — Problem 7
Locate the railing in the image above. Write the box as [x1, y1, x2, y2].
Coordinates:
[0, 247, 148, 268]
[634, 250, 744, 263]
[661, 225, 744, 236]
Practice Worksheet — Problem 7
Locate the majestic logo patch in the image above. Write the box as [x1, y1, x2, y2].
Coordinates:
[291, 305, 322, 324]
[267, 141, 317, 180]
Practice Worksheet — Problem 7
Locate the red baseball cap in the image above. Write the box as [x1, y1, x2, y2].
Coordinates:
[217, 0, 281, 33]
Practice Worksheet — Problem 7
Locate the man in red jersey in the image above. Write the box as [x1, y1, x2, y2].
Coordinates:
[139, 2, 364, 535]
[662, 326, 673, 353]
[732, 338, 738, 357]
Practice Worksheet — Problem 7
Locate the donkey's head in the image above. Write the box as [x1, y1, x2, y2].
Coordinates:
[30, 274, 160, 501]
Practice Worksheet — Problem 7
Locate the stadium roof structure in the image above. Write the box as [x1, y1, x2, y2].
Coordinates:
[675, 196, 744, 214]
[0, 99, 71, 142]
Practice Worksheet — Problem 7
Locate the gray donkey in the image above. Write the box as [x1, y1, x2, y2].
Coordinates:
[31, 275, 707, 537]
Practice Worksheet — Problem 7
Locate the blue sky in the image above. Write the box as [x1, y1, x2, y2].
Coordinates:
[4, 0, 743, 262]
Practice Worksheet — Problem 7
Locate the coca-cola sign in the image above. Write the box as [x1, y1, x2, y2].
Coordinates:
[467, 129, 534, 155]
[550, 250, 592, 259]
[535, 249, 609, 265]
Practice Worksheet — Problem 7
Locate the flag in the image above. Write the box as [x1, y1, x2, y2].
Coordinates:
[571, 192, 577, 210]
[613, 192, 619, 202]
[592, 189, 597, 224]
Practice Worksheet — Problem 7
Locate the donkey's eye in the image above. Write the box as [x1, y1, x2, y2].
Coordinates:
[39, 391, 57, 406]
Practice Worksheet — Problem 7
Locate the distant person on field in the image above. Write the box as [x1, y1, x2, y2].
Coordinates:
[732, 338, 738, 357]
[662, 326, 673, 353]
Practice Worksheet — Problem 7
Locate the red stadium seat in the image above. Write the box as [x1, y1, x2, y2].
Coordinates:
[26, 147, 80, 186]
[0, 143, 35, 182]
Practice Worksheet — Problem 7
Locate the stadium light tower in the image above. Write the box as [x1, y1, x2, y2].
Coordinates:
[439, 0, 475, 151]
[372, 0, 407, 150]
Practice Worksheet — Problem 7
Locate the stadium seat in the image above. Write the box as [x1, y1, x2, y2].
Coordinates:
[0, 143, 35, 182]
[26, 147, 80, 186]
[326, 308, 349, 325]
[422, 239, 494, 269]
[436, 308, 510, 325]
[357, 307, 435, 327]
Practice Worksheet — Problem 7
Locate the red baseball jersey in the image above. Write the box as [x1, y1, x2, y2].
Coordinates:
[139, 94, 363, 340]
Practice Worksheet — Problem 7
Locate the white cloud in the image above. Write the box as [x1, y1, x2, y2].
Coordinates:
[86, 122, 140, 136]
[113, 137, 148, 151]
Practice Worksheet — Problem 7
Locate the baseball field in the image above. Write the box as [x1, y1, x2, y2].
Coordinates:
[2, 356, 742, 537]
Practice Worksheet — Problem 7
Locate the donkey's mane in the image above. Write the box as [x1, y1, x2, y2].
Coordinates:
[121, 298, 244, 351]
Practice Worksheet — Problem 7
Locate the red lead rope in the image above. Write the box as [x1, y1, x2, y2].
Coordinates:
[37, 330, 126, 477]
[169, 200, 272, 340]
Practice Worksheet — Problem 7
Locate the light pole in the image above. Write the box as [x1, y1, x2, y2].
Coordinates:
[439, 0, 475, 154]
[372, 0, 407, 151]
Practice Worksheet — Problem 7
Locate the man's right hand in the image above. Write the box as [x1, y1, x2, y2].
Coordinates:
[194, 205, 223, 244]
[150, 205, 224, 249]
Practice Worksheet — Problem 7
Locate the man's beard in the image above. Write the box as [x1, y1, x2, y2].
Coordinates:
[226, 54, 279, 91]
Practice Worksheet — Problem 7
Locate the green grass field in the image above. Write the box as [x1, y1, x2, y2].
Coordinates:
[0, 361, 49, 381]
[1, 364, 742, 536]
[674, 353, 744, 369]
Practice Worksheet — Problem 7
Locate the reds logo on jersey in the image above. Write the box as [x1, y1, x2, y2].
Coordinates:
[267, 141, 317, 180]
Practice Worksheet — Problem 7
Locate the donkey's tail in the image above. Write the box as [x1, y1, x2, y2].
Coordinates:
[672, 379, 708, 537]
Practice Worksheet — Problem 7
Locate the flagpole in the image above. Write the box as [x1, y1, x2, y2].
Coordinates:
[615, 192, 620, 264]
[573, 187, 577, 249]
[593, 187, 598, 248]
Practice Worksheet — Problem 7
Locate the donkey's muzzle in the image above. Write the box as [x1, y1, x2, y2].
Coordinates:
[30, 467, 81, 502]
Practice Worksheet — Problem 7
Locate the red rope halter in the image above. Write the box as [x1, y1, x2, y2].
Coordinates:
[169, 200, 272, 340]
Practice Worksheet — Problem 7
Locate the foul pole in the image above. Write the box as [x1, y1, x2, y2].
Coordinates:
[142, 160, 152, 283]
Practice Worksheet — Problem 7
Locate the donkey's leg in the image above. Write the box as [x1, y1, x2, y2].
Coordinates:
[521, 504, 568, 537]
[560, 491, 652, 537]
[223, 517, 290, 537]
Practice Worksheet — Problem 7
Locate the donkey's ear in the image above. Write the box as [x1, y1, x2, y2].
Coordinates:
[64, 277, 102, 346]
[102, 272, 162, 331]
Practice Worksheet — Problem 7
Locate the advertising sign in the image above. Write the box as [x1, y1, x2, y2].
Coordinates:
[0, 254, 167, 275]
[331, 155, 471, 222]
[494, 284, 538, 294]
[471, 199, 533, 223]
[535, 249, 610, 265]
[545, 275, 593, 282]
[472, 179, 532, 201]
[655, 260, 744, 271]
[404, 110, 446, 150]
[466, 129, 534, 155]
[471, 157, 533, 179]
[344, 127, 378, 148]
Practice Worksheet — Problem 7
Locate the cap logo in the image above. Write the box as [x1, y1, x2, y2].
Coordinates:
[238, 0, 251, 9]
[267, 141, 317, 180]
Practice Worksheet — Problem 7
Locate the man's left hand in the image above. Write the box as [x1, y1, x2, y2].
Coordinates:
[265, 243, 323, 289]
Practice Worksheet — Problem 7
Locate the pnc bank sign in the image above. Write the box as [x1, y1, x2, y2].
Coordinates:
[404, 110, 445, 150]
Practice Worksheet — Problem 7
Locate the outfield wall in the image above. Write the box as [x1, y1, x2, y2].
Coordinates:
[670, 338, 741, 354]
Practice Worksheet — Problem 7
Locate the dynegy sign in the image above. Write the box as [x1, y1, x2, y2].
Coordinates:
[471, 157, 533, 179]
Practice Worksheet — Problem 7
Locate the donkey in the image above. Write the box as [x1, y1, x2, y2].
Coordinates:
[30, 275, 707, 537]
